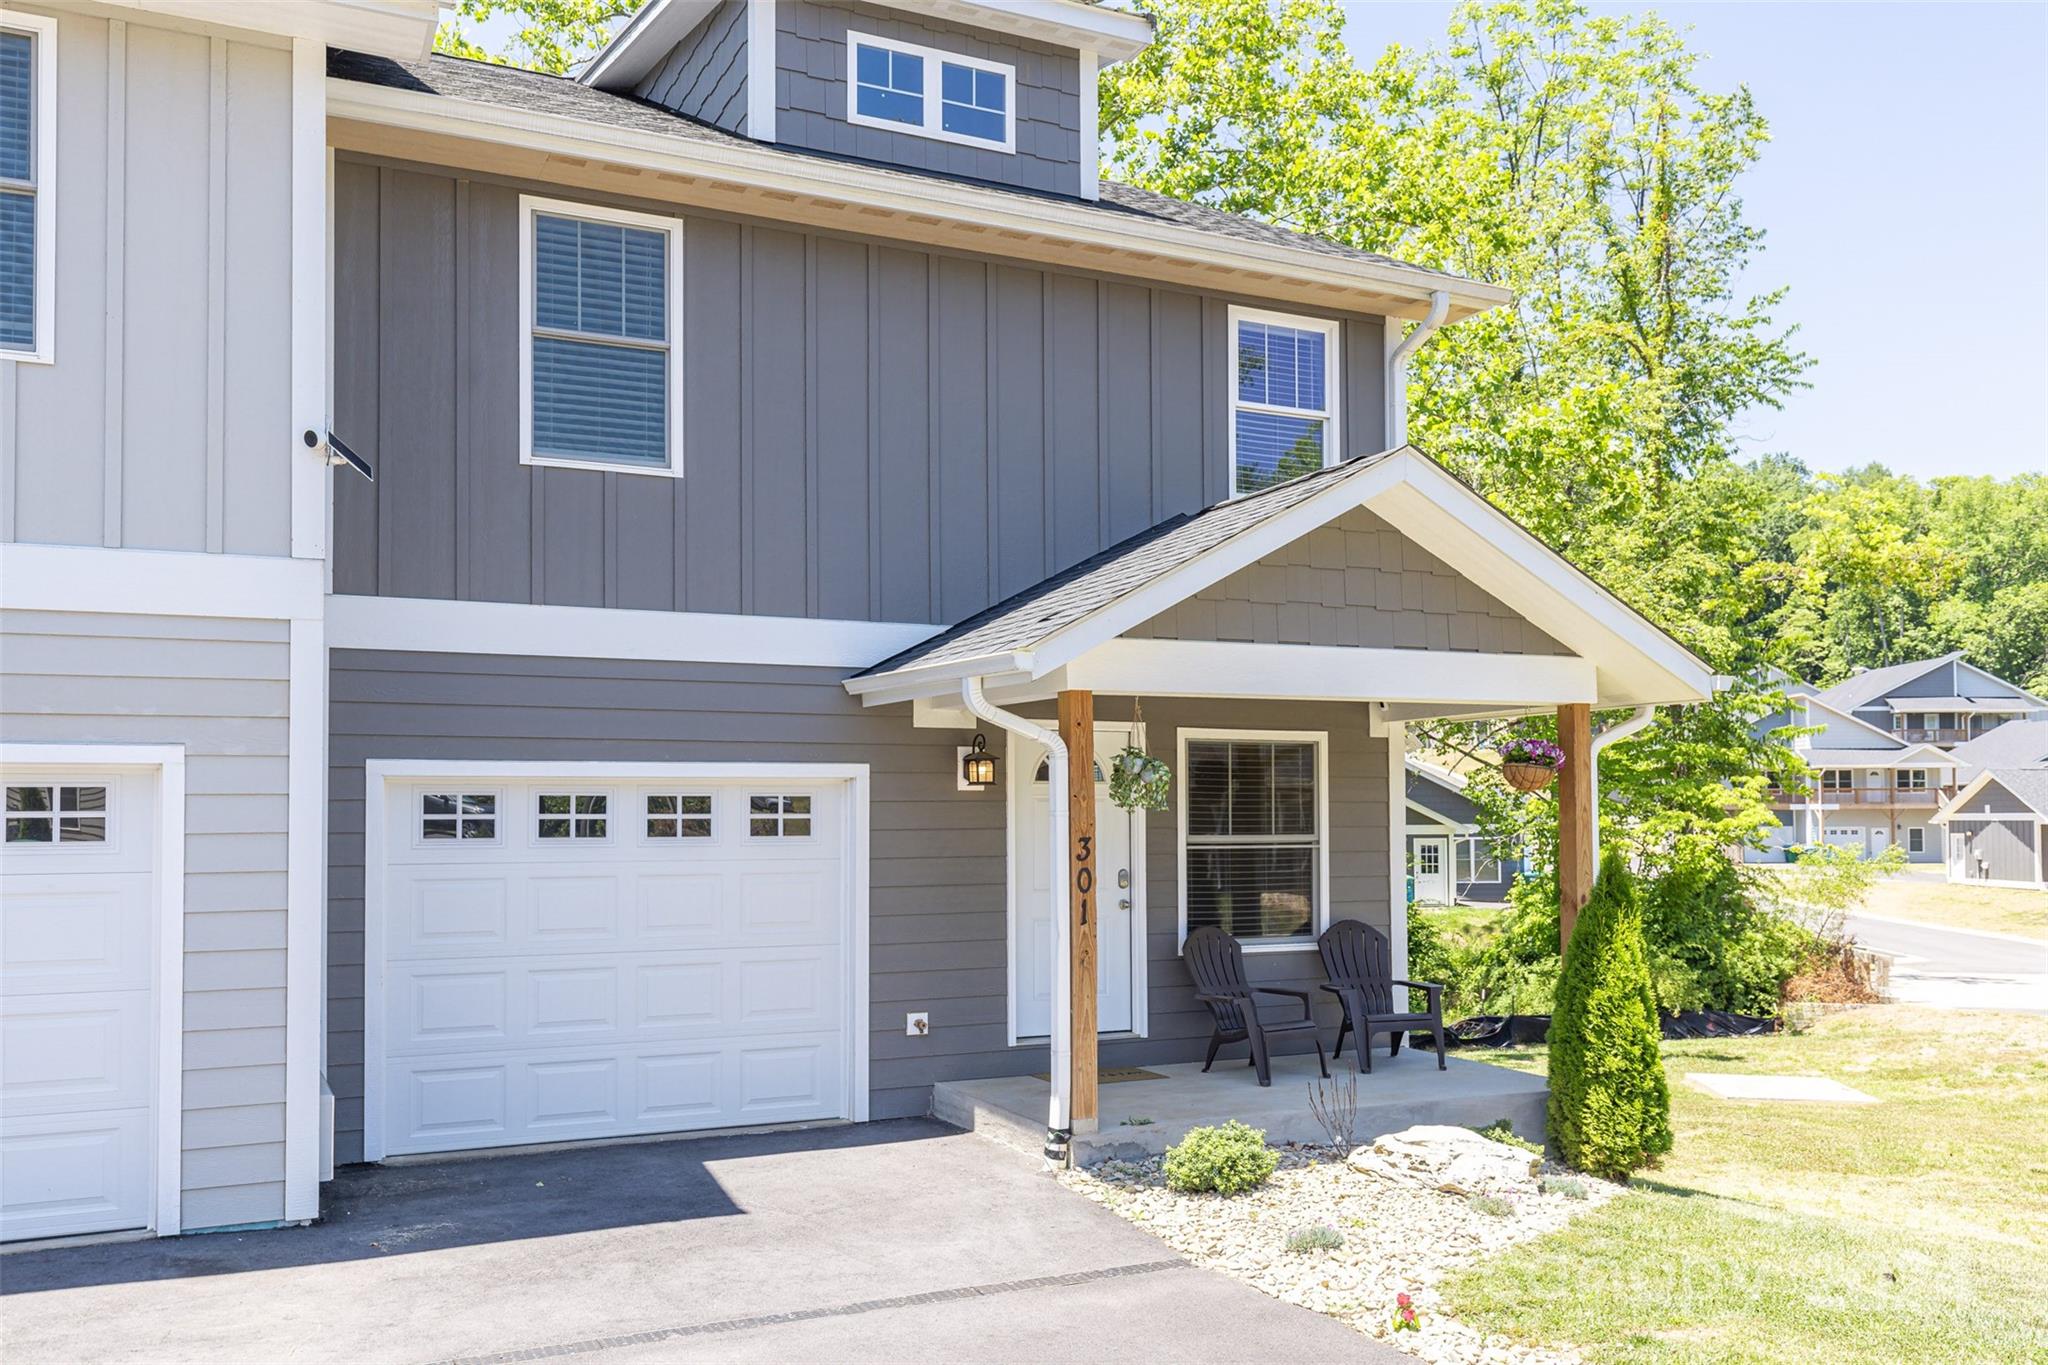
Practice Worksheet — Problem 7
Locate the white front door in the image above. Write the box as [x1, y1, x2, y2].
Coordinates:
[1013, 730, 1138, 1039]
[1869, 828, 1890, 855]
[1413, 837, 1450, 903]
[1, 768, 157, 1242]
[374, 775, 852, 1158]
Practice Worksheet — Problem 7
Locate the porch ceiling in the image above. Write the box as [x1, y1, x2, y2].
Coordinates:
[846, 447, 1715, 715]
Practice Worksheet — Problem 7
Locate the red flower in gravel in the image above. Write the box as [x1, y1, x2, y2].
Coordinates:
[1397, 1293, 1412, 1307]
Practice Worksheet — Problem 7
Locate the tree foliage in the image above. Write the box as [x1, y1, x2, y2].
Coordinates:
[1546, 854, 1671, 1178]
[435, 0, 642, 76]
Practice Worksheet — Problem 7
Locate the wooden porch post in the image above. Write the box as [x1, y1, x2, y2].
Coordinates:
[1059, 689, 1098, 1135]
[1557, 702, 1594, 954]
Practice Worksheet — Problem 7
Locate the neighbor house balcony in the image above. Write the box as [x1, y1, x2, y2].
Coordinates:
[1892, 726, 1970, 745]
[1767, 785, 1942, 808]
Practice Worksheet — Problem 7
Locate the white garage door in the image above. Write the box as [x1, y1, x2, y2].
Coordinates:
[1, 769, 157, 1242]
[375, 776, 852, 1158]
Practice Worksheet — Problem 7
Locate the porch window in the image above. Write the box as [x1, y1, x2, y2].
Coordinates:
[0, 16, 53, 362]
[1897, 769, 1928, 790]
[1455, 837, 1502, 885]
[521, 197, 680, 476]
[1229, 308, 1339, 497]
[1180, 732, 1326, 948]
[1907, 826, 1925, 854]
[1820, 769, 1852, 792]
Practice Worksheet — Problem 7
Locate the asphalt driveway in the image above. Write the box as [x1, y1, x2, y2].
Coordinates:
[0, 1119, 1402, 1364]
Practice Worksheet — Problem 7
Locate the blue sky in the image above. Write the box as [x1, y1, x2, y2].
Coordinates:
[458, 2, 2047, 480]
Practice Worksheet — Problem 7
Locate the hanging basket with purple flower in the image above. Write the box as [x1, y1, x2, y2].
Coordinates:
[1498, 737, 1565, 792]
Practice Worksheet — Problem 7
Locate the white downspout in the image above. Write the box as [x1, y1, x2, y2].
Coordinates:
[961, 677, 1073, 1165]
[1384, 289, 1451, 447]
[1588, 705, 1657, 870]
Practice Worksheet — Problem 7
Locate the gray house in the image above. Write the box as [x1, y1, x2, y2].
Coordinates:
[1933, 770, 2048, 889]
[1403, 759, 1523, 903]
[0, 0, 1714, 1242]
[1815, 653, 2047, 748]
[1748, 692, 1956, 863]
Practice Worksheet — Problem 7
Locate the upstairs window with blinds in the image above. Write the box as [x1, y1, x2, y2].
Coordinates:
[1180, 733, 1326, 947]
[1229, 309, 1339, 497]
[521, 198, 680, 476]
[0, 16, 53, 362]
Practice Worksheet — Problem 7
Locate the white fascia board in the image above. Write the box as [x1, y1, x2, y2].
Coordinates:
[1802, 694, 1924, 748]
[1, 543, 324, 620]
[327, 594, 944, 669]
[1064, 639, 1597, 707]
[1366, 461, 1715, 706]
[96, 0, 436, 60]
[582, 0, 720, 90]
[1934, 771, 2048, 824]
[744, 0, 776, 143]
[324, 80, 1506, 321]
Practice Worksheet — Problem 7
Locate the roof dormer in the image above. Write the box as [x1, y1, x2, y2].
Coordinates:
[582, 0, 1152, 201]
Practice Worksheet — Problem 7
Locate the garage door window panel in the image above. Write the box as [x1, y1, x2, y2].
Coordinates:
[6, 783, 108, 844]
[749, 794, 812, 839]
[538, 792, 609, 841]
[420, 792, 498, 842]
[645, 793, 713, 841]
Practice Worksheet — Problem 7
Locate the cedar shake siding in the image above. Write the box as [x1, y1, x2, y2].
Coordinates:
[325, 657, 1389, 1165]
[328, 157, 1391, 625]
[634, 0, 749, 135]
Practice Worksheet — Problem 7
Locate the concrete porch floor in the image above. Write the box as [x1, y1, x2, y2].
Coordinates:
[934, 1047, 1548, 1164]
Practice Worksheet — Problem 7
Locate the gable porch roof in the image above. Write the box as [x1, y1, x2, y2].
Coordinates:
[844, 446, 1715, 715]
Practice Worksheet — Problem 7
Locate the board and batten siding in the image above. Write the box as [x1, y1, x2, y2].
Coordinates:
[1125, 508, 1566, 655]
[1954, 817, 2039, 884]
[1, 609, 291, 1229]
[0, 7, 293, 557]
[328, 157, 1390, 626]
[326, 652, 1386, 1159]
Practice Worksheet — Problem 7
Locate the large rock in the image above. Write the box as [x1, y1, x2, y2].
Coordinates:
[1347, 1124, 1541, 1196]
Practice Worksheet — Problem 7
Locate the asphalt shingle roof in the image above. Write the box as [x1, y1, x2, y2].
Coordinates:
[1815, 654, 1962, 713]
[1949, 721, 2048, 778]
[854, 453, 1395, 679]
[326, 51, 1473, 286]
[1975, 768, 2048, 820]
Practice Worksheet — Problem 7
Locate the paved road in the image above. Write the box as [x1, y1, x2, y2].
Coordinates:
[1845, 914, 2048, 1013]
[0, 1119, 1404, 1365]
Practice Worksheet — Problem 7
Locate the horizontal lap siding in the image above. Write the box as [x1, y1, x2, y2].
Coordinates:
[1, 609, 290, 1228]
[329, 157, 1388, 623]
[326, 656, 1387, 1147]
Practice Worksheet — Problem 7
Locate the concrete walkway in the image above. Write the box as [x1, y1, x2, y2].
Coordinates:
[0, 1119, 1405, 1364]
[1846, 913, 2048, 1013]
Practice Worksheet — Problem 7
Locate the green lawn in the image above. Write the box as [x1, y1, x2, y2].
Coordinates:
[1857, 874, 2048, 941]
[1443, 1006, 2048, 1363]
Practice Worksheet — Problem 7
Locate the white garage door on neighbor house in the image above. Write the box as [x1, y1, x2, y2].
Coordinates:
[1, 770, 158, 1242]
[369, 774, 857, 1158]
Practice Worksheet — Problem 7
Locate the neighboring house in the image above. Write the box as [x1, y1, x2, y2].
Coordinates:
[1814, 653, 2048, 749]
[1750, 692, 1955, 863]
[1404, 758, 1524, 903]
[0, 0, 1715, 1244]
[1947, 720, 2048, 784]
[1932, 769, 2048, 890]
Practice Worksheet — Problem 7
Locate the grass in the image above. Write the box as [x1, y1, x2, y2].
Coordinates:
[1442, 1006, 2048, 1363]
[1855, 872, 2048, 941]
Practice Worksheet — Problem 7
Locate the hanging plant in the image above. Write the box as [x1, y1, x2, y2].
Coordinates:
[1107, 700, 1171, 811]
[1498, 737, 1565, 793]
[1109, 744, 1171, 811]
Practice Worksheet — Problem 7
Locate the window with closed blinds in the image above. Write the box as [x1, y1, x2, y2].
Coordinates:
[1181, 735, 1323, 944]
[0, 27, 38, 354]
[1230, 310, 1338, 497]
[525, 203, 675, 472]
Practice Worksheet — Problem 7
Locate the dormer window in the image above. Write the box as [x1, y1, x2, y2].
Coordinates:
[848, 33, 1014, 154]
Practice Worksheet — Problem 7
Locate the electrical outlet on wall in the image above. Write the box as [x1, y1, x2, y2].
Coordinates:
[905, 1011, 930, 1037]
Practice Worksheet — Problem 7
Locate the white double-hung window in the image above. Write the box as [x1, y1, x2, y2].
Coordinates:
[0, 13, 54, 363]
[519, 196, 684, 476]
[1229, 307, 1339, 496]
[848, 32, 1014, 153]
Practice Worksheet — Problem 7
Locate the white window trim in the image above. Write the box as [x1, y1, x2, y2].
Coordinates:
[414, 788, 503, 846]
[1176, 727, 1330, 954]
[639, 788, 718, 843]
[1, 11, 56, 365]
[516, 193, 686, 479]
[845, 31, 1017, 154]
[1227, 305, 1341, 499]
[1455, 835, 1502, 885]
[533, 788, 615, 843]
[747, 791, 818, 839]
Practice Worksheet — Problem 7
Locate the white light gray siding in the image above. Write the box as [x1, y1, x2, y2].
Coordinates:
[326, 651, 1388, 1161]
[2, 609, 291, 1229]
[329, 158, 1390, 624]
[1124, 508, 1565, 655]
[1, 7, 293, 557]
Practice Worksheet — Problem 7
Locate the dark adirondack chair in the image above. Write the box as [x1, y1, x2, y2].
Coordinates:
[1316, 920, 1447, 1073]
[1183, 927, 1329, 1087]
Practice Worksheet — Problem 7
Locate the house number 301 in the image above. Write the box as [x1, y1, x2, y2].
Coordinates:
[1075, 834, 1092, 925]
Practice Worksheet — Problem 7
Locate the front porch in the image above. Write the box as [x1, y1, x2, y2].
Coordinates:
[934, 1049, 1548, 1166]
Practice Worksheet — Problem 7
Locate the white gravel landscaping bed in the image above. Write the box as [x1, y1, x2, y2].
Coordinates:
[1057, 1143, 1621, 1364]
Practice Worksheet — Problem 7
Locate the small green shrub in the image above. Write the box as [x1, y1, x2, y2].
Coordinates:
[1472, 1118, 1542, 1155]
[1541, 1175, 1590, 1200]
[1285, 1223, 1345, 1253]
[1119, 1115, 1155, 1127]
[1163, 1120, 1278, 1195]
[1467, 1193, 1516, 1217]
[1548, 853, 1673, 1179]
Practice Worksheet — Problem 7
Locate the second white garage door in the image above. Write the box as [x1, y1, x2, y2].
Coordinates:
[372, 773, 855, 1158]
